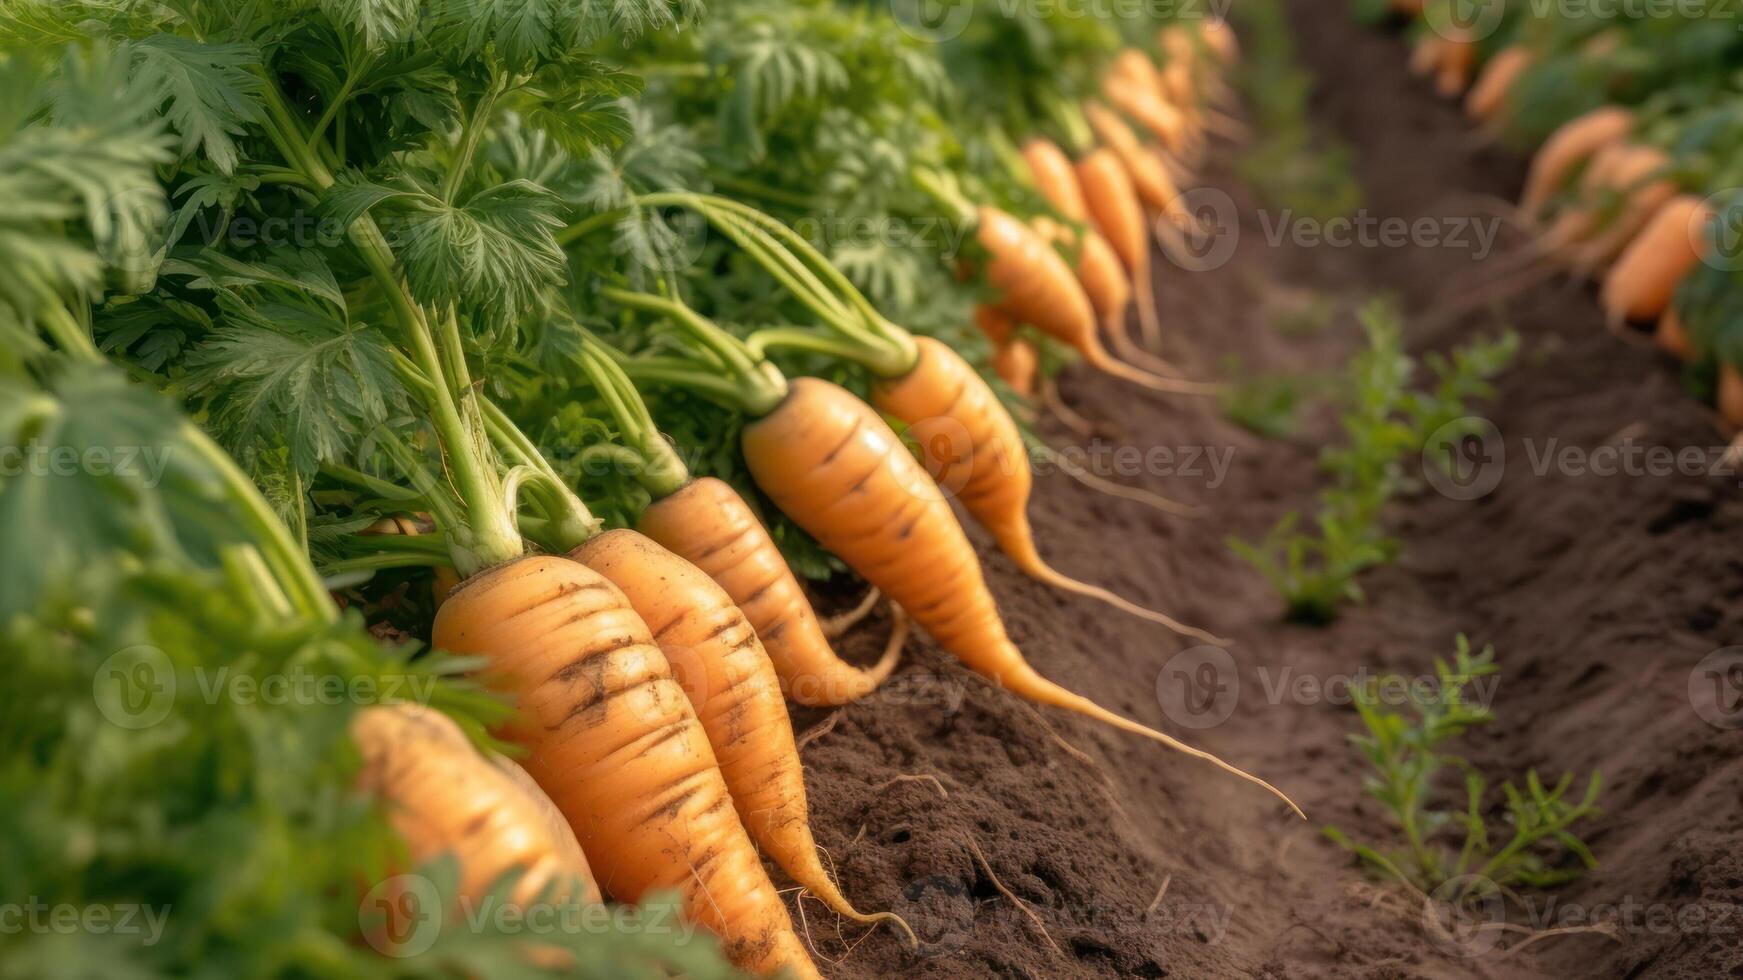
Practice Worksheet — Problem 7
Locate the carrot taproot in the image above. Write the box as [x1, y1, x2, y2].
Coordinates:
[1410, 34, 1444, 78]
[871, 336, 1222, 643]
[1564, 152, 1679, 273]
[1022, 137, 1090, 220]
[638, 477, 904, 708]
[994, 339, 1038, 397]
[430, 557, 821, 979]
[1601, 195, 1709, 327]
[1520, 106, 1635, 221]
[1078, 147, 1168, 355]
[741, 377, 1301, 816]
[1084, 103, 1196, 232]
[1656, 306, 1693, 361]
[1465, 45, 1533, 123]
[570, 530, 913, 945]
[353, 703, 601, 908]
[977, 205, 1217, 394]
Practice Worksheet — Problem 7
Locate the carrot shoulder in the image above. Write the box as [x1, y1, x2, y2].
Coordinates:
[431, 557, 820, 979]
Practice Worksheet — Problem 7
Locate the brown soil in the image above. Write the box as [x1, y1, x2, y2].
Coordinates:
[788, 5, 1743, 979]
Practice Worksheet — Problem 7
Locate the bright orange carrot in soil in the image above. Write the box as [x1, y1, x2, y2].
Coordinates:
[1465, 45, 1533, 123]
[1602, 195, 1709, 326]
[431, 558, 820, 979]
[994, 338, 1039, 396]
[871, 337, 1223, 643]
[571, 530, 912, 943]
[1023, 137, 1090, 220]
[1520, 106, 1635, 221]
[1077, 148, 1169, 354]
[977, 205, 1215, 394]
[741, 376, 1300, 816]
[638, 477, 903, 708]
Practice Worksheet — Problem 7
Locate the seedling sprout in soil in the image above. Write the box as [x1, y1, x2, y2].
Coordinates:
[1231, 300, 1518, 622]
[1325, 636, 1603, 902]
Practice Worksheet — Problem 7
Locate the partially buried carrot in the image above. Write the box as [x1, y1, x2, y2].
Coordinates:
[1022, 137, 1090, 220]
[994, 338, 1038, 397]
[1520, 106, 1635, 222]
[1601, 194, 1709, 328]
[1031, 214, 1184, 379]
[1465, 44, 1533, 123]
[977, 204, 1216, 394]
[571, 530, 914, 945]
[742, 376, 1301, 817]
[1077, 147, 1170, 354]
[431, 558, 821, 979]
[638, 477, 904, 708]
[353, 703, 601, 908]
[871, 336, 1224, 644]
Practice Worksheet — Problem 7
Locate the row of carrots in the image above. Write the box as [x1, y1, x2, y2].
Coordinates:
[342, 19, 1287, 980]
[1395, 3, 1743, 444]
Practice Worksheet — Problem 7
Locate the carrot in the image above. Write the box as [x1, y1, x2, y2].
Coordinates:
[570, 530, 913, 944]
[1601, 195, 1709, 327]
[1564, 154, 1679, 273]
[1519, 106, 1635, 221]
[638, 477, 903, 708]
[1465, 45, 1534, 123]
[1533, 142, 1659, 258]
[1077, 147, 1168, 354]
[741, 376, 1301, 816]
[1031, 215, 1184, 378]
[1410, 34, 1445, 78]
[1022, 137, 1090, 220]
[977, 205, 1217, 394]
[871, 336, 1223, 643]
[353, 703, 601, 908]
[1721, 363, 1743, 429]
[1200, 19, 1241, 65]
[1436, 36, 1477, 98]
[1085, 102, 1196, 226]
[1656, 306, 1693, 361]
[974, 303, 1016, 346]
[994, 338, 1038, 397]
[430, 557, 821, 979]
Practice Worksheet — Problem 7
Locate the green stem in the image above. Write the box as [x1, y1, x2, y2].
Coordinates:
[557, 207, 631, 248]
[307, 51, 374, 148]
[575, 339, 690, 499]
[617, 357, 786, 417]
[442, 75, 507, 205]
[321, 553, 450, 577]
[706, 174, 815, 210]
[746, 326, 884, 363]
[601, 287, 761, 380]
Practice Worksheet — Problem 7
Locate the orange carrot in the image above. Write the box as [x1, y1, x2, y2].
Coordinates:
[871, 336, 1222, 642]
[1410, 34, 1444, 78]
[1722, 363, 1743, 428]
[741, 376, 1300, 816]
[1656, 306, 1693, 361]
[994, 338, 1038, 396]
[1465, 45, 1534, 123]
[1436, 36, 1477, 98]
[977, 205, 1216, 394]
[1200, 19, 1240, 65]
[1022, 137, 1090, 220]
[431, 558, 821, 979]
[1601, 194, 1709, 327]
[638, 477, 903, 707]
[1085, 102, 1197, 225]
[1032, 215, 1184, 378]
[353, 703, 601, 908]
[571, 530, 912, 943]
[1078, 147, 1168, 354]
[974, 303, 1016, 346]
[1520, 106, 1635, 221]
